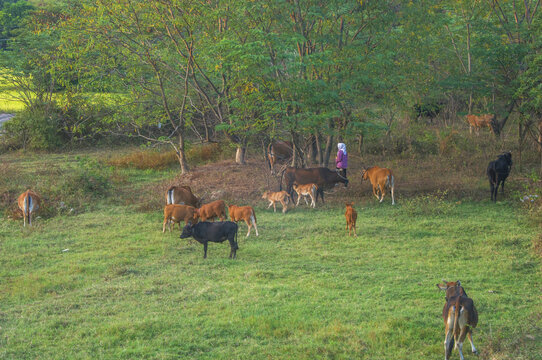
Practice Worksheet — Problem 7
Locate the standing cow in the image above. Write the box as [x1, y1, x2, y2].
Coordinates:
[280, 167, 348, 203]
[17, 189, 41, 227]
[165, 185, 202, 207]
[487, 152, 512, 202]
[180, 221, 239, 259]
[267, 141, 294, 175]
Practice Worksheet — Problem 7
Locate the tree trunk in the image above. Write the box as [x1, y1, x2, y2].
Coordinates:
[323, 134, 334, 168]
[235, 146, 246, 165]
[315, 132, 323, 166]
[203, 113, 210, 142]
[308, 134, 317, 165]
[358, 133, 364, 154]
[178, 133, 190, 174]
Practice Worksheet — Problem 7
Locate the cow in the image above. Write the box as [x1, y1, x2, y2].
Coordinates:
[228, 204, 259, 237]
[466, 114, 496, 135]
[267, 140, 293, 175]
[414, 102, 442, 123]
[162, 204, 199, 233]
[180, 221, 239, 259]
[17, 189, 41, 227]
[261, 191, 291, 213]
[197, 200, 227, 221]
[165, 185, 202, 207]
[281, 167, 348, 204]
[487, 151, 512, 202]
[437, 280, 478, 360]
[292, 183, 317, 208]
[361, 166, 396, 205]
[345, 202, 357, 236]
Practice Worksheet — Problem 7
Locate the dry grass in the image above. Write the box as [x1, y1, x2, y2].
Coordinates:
[107, 150, 178, 170]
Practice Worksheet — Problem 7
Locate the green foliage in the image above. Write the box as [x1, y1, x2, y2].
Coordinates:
[400, 190, 456, 216]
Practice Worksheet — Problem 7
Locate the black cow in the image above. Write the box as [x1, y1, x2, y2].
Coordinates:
[280, 167, 349, 203]
[487, 152, 512, 202]
[180, 221, 239, 259]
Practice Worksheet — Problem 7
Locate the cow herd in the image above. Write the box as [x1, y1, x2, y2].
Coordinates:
[12, 148, 514, 360]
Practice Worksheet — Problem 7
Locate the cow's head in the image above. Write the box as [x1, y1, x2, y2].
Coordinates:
[262, 191, 269, 199]
[437, 280, 465, 301]
[500, 151, 512, 166]
[361, 168, 369, 181]
[180, 223, 194, 239]
[345, 202, 354, 208]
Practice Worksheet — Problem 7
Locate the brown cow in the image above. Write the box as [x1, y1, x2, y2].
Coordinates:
[17, 189, 41, 227]
[361, 166, 395, 205]
[466, 114, 495, 135]
[267, 141, 293, 175]
[292, 183, 317, 208]
[197, 200, 227, 222]
[165, 185, 202, 207]
[162, 204, 199, 233]
[281, 167, 348, 203]
[437, 280, 478, 360]
[261, 191, 291, 213]
[228, 204, 259, 237]
[345, 202, 357, 236]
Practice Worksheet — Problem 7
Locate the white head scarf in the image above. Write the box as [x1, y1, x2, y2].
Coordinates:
[337, 143, 347, 155]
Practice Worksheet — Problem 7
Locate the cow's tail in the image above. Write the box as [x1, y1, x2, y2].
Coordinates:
[167, 187, 175, 204]
[452, 299, 461, 347]
[25, 193, 31, 226]
[251, 209, 257, 224]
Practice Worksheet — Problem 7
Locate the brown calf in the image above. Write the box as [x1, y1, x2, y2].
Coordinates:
[162, 204, 199, 233]
[17, 189, 41, 227]
[292, 183, 317, 208]
[261, 191, 291, 213]
[437, 280, 478, 360]
[344, 202, 357, 236]
[228, 205, 259, 237]
[466, 114, 495, 135]
[361, 166, 395, 205]
[197, 200, 227, 221]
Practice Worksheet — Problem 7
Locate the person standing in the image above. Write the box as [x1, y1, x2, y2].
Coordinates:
[336, 143, 348, 178]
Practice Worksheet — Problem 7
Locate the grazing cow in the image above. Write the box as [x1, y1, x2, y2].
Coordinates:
[361, 166, 396, 205]
[466, 114, 496, 135]
[292, 183, 317, 208]
[180, 221, 239, 259]
[487, 151, 512, 202]
[17, 190, 41, 227]
[261, 191, 291, 213]
[228, 204, 259, 237]
[437, 280, 478, 360]
[267, 140, 293, 175]
[163, 204, 199, 233]
[165, 185, 202, 207]
[345, 202, 357, 236]
[281, 167, 348, 203]
[197, 200, 227, 221]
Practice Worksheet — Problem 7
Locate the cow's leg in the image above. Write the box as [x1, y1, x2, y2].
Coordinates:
[467, 331, 477, 354]
[310, 194, 316, 208]
[273, 201, 276, 212]
[457, 326, 468, 360]
[267, 201, 273, 209]
[251, 214, 259, 236]
[391, 185, 395, 205]
[162, 218, 168, 233]
[295, 194, 301, 206]
[245, 219, 251, 237]
[303, 195, 309, 206]
[379, 184, 386, 203]
[444, 311, 455, 360]
[280, 199, 287, 213]
[372, 185, 379, 201]
[469, 125, 473, 134]
[319, 188, 325, 204]
[203, 242, 208, 259]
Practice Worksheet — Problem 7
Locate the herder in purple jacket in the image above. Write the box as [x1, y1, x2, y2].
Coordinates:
[335, 143, 348, 178]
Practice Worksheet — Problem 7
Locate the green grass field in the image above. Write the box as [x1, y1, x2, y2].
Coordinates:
[0, 150, 540, 359]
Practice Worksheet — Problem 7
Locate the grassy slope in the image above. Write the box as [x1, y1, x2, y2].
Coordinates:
[0, 149, 540, 359]
[0, 202, 540, 359]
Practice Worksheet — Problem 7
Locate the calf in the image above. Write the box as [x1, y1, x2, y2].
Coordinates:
[197, 200, 227, 221]
[180, 221, 239, 259]
[487, 152, 512, 202]
[345, 202, 357, 236]
[361, 166, 396, 205]
[17, 189, 41, 227]
[162, 204, 199, 233]
[228, 204, 259, 237]
[437, 280, 478, 360]
[292, 183, 317, 208]
[261, 191, 291, 213]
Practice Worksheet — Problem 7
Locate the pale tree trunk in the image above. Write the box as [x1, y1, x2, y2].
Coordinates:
[235, 146, 246, 165]
[178, 133, 189, 174]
